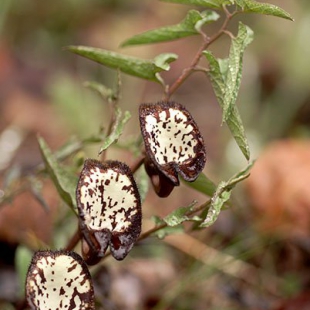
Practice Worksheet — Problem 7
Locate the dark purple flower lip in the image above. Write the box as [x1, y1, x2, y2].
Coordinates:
[139, 101, 206, 196]
[26, 250, 95, 310]
[76, 159, 142, 262]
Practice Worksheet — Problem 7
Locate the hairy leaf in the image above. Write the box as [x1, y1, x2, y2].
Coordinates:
[98, 108, 131, 155]
[163, 201, 198, 226]
[204, 49, 250, 160]
[153, 53, 178, 71]
[235, 0, 293, 21]
[223, 22, 253, 122]
[38, 136, 77, 211]
[226, 105, 250, 160]
[66, 46, 177, 82]
[151, 216, 184, 239]
[200, 162, 253, 227]
[195, 10, 220, 32]
[121, 10, 219, 47]
[155, 225, 184, 239]
[204, 50, 226, 103]
[183, 172, 216, 197]
[160, 0, 232, 9]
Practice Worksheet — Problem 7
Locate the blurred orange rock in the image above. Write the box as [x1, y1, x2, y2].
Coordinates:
[246, 140, 310, 239]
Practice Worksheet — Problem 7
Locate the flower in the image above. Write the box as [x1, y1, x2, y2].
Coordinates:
[139, 101, 206, 197]
[76, 159, 142, 262]
[26, 250, 95, 310]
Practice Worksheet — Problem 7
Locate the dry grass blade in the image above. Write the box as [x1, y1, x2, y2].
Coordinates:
[164, 233, 284, 297]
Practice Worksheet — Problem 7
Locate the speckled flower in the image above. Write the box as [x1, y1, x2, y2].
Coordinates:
[26, 250, 95, 310]
[139, 101, 206, 197]
[76, 159, 141, 263]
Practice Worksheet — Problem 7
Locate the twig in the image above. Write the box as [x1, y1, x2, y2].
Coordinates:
[138, 199, 211, 242]
[101, 198, 212, 261]
[65, 226, 81, 251]
[164, 6, 236, 99]
[130, 155, 145, 174]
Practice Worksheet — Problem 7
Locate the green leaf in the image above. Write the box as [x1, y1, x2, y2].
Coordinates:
[29, 176, 50, 212]
[200, 162, 253, 227]
[200, 181, 232, 228]
[151, 215, 185, 238]
[222, 22, 253, 122]
[155, 225, 185, 239]
[204, 50, 226, 102]
[160, 0, 232, 9]
[226, 105, 251, 160]
[195, 10, 220, 32]
[204, 23, 253, 126]
[38, 136, 78, 211]
[47, 137, 83, 163]
[83, 81, 116, 102]
[121, 10, 219, 47]
[15, 245, 33, 297]
[152, 215, 166, 226]
[183, 172, 216, 196]
[153, 53, 178, 71]
[66, 46, 177, 83]
[163, 201, 198, 226]
[98, 108, 131, 155]
[204, 49, 251, 160]
[227, 160, 254, 186]
[235, 0, 293, 21]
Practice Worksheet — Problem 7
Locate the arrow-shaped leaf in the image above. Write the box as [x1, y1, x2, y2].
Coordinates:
[204, 48, 250, 160]
[121, 10, 219, 47]
[66, 46, 177, 83]
[222, 22, 253, 122]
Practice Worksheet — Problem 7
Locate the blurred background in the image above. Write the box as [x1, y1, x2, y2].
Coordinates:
[1, 0, 310, 309]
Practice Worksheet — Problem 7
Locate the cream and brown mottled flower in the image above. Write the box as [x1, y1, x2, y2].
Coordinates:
[139, 101, 206, 197]
[76, 159, 141, 263]
[26, 250, 95, 310]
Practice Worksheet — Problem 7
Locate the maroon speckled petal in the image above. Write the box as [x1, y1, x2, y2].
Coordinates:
[26, 250, 95, 310]
[76, 159, 142, 262]
[139, 101, 206, 194]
